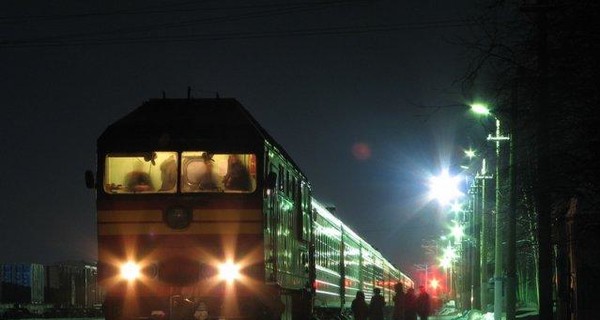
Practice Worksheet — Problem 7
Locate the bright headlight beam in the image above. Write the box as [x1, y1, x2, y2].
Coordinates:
[218, 262, 240, 283]
[120, 261, 141, 281]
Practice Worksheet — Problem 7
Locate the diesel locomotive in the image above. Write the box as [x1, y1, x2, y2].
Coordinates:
[86, 98, 413, 320]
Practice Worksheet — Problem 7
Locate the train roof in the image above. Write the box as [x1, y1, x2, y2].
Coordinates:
[98, 98, 305, 177]
[99, 98, 263, 149]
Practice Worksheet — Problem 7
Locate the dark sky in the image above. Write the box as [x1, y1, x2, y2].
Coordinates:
[1, 0, 485, 275]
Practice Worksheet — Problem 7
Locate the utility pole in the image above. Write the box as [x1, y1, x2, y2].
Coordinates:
[474, 161, 492, 310]
[477, 159, 493, 311]
[415, 263, 429, 289]
[470, 181, 481, 310]
[489, 120, 510, 320]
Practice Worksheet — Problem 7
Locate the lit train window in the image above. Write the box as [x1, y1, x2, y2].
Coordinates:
[104, 152, 178, 194]
[181, 152, 256, 193]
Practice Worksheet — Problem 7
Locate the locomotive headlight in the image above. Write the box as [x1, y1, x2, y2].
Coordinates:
[120, 261, 141, 281]
[218, 261, 240, 283]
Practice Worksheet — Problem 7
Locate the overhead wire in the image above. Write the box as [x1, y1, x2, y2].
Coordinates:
[1, 0, 477, 49]
[1, 0, 366, 47]
[0, 0, 356, 23]
[1, 19, 476, 49]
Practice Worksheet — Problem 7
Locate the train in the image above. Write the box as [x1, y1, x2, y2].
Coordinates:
[85, 97, 413, 320]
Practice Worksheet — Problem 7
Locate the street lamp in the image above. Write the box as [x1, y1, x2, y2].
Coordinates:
[464, 148, 477, 160]
[450, 222, 465, 243]
[470, 103, 492, 116]
[449, 201, 463, 216]
[470, 102, 516, 320]
[428, 170, 464, 206]
[440, 244, 457, 299]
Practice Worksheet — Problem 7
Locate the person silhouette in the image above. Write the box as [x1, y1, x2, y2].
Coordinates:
[222, 155, 251, 191]
[159, 156, 177, 192]
[124, 162, 154, 192]
[369, 288, 386, 320]
[416, 285, 431, 320]
[351, 291, 368, 320]
[393, 282, 405, 320]
[404, 287, 417, 320]
[198, 152, 219, 190]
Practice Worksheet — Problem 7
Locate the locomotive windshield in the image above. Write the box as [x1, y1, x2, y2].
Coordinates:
[103, 151, 256, 194]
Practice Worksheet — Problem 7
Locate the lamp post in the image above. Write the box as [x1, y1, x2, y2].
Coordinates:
[461, 148, 483, 310]
[471, 102, 517, 320]
[475, 158, 493, 310]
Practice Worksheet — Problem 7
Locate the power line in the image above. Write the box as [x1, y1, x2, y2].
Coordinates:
[1, 19, 476, 49]
[1, 0, 366, 47]
[0, 0, 366, 24]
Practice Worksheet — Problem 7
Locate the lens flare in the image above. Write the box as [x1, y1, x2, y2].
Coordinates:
[120, 262, 141, 281]
[218, 262, 240, 283]
[352, 142, 372, 161]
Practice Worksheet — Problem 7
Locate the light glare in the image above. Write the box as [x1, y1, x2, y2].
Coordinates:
[439, 256, 451, 269]
[443, 245, 457, 261]
[428, 170, 464, 205]
[450, 202, 462, 213]
[120, 262, 141, 281]
[451, 223, 464, 242]
[470, 103, 490, 116]
[219, 262, 240, 282]
[464, 148, 476, 159]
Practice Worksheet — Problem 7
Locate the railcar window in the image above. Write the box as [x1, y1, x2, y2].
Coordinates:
[181, 152, 256, 193]
[104, 152, 178, 194]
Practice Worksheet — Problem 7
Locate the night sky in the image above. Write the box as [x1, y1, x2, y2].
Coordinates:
[1, 0, 486, 276]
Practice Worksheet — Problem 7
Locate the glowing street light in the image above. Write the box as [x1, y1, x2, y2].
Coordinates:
[439, 256, 452, 269]
[450, 201, 463, 215]
[443, 244, 457, 261]
[464, 148, 476, 159]
[450, 223, 465, 243]
[439, 244, 457, 298]
[470, 103, 491, 116]
[428, 170, 464, 206]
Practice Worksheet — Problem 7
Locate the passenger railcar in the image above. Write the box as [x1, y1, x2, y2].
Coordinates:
[311, 200, 413, 318]
[87, 97, 412, 320]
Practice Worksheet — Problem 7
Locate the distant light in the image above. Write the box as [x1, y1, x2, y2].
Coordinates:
[439, 256, 452, 269]
[430, 279, 439, 289]
[450, 223, 464, 242]
[464, 148, 476, 159]
[450, 202, 462, 214]
[443, 245, 457, 261]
